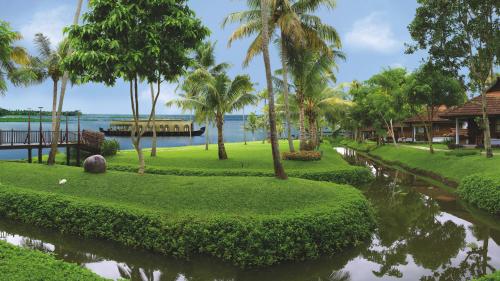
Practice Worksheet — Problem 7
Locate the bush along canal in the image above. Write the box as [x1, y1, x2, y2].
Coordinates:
[0, 148, 499, 280]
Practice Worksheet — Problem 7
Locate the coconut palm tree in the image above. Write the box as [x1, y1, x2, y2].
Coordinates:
[287, 46, 344, 149]
[245, 112, 259, 141]
[181, 70, 256, 159]
[47, 0, 84, 165]
[224, 0, 341, 153]
[0, 21, 34, 95]
[33, 33, 70, 132]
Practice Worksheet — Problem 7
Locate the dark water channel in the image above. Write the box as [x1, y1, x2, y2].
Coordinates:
[0, 147, 499, 280]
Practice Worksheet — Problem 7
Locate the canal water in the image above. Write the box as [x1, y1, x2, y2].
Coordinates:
[0, 147, 499, 280]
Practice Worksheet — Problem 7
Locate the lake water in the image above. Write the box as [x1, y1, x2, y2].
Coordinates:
[0, 114, 267, 160]
[0, 146, 498, 280]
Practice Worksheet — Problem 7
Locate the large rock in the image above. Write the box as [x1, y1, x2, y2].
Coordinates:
[83, 155, 107, 173]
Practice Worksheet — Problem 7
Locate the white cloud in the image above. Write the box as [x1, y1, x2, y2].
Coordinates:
[20, 5, 72, 46]
[345, 12, 401, 54]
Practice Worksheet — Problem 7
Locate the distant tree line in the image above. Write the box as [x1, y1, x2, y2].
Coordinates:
[0, 107, 81, 117]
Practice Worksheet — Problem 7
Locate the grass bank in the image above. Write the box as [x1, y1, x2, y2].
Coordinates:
[0, 162, 375, 267]
[105, 141, 372, 185]
[0, 240, 110, 281]
[0, 117, 52, 122]
[341, 139, 500, 215]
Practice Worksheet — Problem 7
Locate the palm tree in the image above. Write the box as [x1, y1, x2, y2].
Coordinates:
[180, 71, 256, 159]
[287, 47, 344, 149]
[33, 34, 70, 133]
[47, 0, 84, 165]
[224, 0, 341, 153]
[245, 112, 259, 141]
[0, 21, 33, 95]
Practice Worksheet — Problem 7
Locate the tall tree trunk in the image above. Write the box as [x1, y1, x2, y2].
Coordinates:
[47, 0, 84, 165]
[51, 79, 58, 131]
[280, 34, 294, 152]
[133, 138, 145, 174]
[298, 96, 306, 150]
[480, 85, 493, 158]
[205, 115, 209, 150]
[216, 113, 227, 160]
[150, 83, 157, 157]
[260, 0, 287, 179]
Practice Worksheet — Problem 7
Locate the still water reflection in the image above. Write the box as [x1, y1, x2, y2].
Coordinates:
[0, 147, 498, 280]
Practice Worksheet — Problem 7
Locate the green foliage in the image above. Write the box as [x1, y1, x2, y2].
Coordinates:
[282, 151, 322, 161]
[0, 162, 375, 267]
[0, 240, 110, 281]
[473, 271, 500, 281]
[101, 139, 120, 156]
[458, 174, 500, 214]
[443, 150, 479, 157]
[407, 0, 499, 91]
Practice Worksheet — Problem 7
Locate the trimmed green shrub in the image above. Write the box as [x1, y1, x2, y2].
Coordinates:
[0, 240, 110, 281]
[101, 139, 120, 156]
[282, 151, 322, 161]
[472, 271, 500, 281]
[458, 174, 500, 214]
[444, 150, 479, 157]
[107, 164, 373, 185]
[0, 184, 376, 268]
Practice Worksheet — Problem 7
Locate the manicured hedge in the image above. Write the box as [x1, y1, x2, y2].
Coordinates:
[282, 151, 322, 161]
[473, 271, 500, 281]
[0, 184, 376, 268]
[0, 240, 110, 281]
[444, 150, 479, 157]
[458, 174, 500, 214]
[107, 164, 373, 185]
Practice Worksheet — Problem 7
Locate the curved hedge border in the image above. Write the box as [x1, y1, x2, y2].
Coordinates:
[458, 174, 500, 215]
[472, 271, 500, 281]
[0, 184, 376, 268]
[107, 164, 373, 186]
[0, 240, 110, 281]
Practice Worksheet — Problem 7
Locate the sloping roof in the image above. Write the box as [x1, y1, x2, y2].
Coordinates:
[440, 77, 500, 118]
[405, 105, 452, 123]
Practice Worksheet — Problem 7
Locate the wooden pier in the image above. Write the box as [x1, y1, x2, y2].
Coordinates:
[0, 114, 85, 165]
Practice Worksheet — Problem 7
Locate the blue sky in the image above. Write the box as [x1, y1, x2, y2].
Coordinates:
[0, 0, 424, 114]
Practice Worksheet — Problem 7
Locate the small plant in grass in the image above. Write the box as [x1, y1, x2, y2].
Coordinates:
[101, 139, 120, 156]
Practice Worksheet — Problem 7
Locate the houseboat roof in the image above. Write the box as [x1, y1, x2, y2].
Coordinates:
[110, 119, 192, 126]
[440, 77, 500, 118]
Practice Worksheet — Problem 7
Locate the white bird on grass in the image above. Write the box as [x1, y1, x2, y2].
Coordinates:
[59, 179, 67, 185]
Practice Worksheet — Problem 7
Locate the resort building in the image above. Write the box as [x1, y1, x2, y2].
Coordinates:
[440, 77, 500, 146]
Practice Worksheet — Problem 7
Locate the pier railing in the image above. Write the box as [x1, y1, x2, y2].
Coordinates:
[0, 130, 80, 146]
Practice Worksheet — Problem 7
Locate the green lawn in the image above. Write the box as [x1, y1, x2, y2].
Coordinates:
[0, 162, 375, 267]
[0, 240, 110, 281]
[108, 141, 350, 173]
[363, 145, 500, 182]
[103, 141, 371, 185]
[0, 161, 359, 217]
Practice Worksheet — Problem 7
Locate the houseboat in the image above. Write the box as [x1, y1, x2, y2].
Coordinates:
[99, 119, 205, 137]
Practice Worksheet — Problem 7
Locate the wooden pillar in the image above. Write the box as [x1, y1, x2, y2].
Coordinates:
[455, 118, 459, 145]
[412, 125, 416, 142]
[66, 114, 70, 165]
[76, 112, 81, 166]
[38, 107, 43, 163]
[27, 111, 32, 163]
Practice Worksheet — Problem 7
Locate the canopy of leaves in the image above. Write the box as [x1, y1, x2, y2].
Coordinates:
[64, 0, 209, 84]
